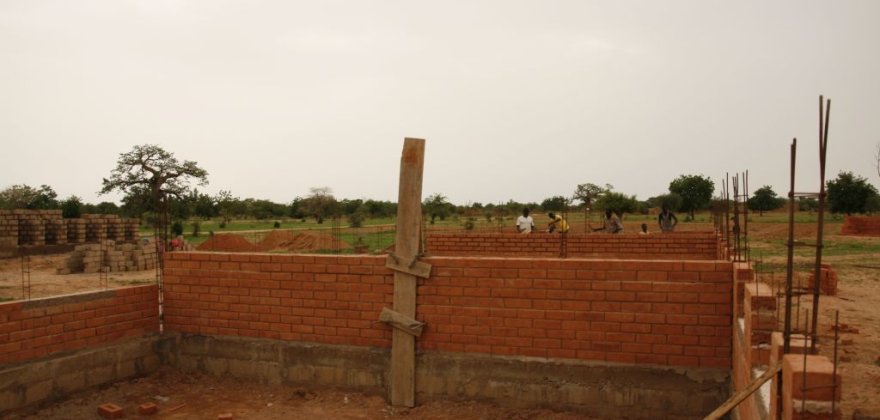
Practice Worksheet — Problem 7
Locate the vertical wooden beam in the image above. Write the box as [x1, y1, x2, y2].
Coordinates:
[390, 137, 425, 407]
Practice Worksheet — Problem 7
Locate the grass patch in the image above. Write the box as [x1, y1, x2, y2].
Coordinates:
[0, 296, 15, 302]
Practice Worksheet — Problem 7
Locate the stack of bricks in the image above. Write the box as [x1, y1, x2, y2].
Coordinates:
[59, 239, 157, 274]
[743, 282, 777, 367]
[66, 218, 86, 244]
[807, 264, 839, 296]
[124, 219, 140, 242]
[0, 210, 140, 250]
[0, 210, 20, 247]
[44, 218, 67, 245]
[84, 214, 110, 243]
[840, 215, 880, 236]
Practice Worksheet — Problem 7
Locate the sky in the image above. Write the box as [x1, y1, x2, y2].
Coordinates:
[1, 0, 879, 206]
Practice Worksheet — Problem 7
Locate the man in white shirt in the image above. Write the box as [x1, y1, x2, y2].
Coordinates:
[515, 207, 535, 234]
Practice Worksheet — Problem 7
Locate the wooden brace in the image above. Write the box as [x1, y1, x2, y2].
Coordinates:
[385, 254, 432, 278]
[379, 307, 425, 337]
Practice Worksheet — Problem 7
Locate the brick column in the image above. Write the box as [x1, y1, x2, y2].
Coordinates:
[781, 354, 841, 419]
[743, 282, 776, 367]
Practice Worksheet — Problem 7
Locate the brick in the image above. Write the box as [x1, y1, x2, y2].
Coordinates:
[138, 402, 158, 415]
[98, 403, 124, 419]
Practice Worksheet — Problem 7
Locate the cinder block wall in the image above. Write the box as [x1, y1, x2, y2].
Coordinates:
[163, 253, 732, 368]
[0, 285, 159, 365]
[426, 232, 720, 260]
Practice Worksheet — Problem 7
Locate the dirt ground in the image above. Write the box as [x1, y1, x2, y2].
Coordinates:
[1, 221, 878, 417]
[0, 254, 156, 301]
[4, 367, 595, 420]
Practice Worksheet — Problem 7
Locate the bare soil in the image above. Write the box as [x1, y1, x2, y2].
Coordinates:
[4, 367, 595, 420]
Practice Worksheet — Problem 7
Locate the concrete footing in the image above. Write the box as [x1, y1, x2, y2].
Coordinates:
[2, 333, 729, 418]
[160, 333, 729, 419]
[0, 336, 161, 415]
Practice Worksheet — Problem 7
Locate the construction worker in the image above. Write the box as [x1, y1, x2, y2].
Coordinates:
[547, 212, 570, 233]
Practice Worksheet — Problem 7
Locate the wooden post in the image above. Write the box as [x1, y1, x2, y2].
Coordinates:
[390, 137, 425, 407]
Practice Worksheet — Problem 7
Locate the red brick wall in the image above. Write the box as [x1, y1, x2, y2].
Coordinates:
[162, 253, 394, 347]
[0, 285, 159, 365]
[426, 232, 720, 260]
[164, 253, 732, 369]
[841, 216, 880, 236]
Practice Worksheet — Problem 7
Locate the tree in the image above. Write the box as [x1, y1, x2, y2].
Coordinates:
[797, 197, 818, 213]
[215, 190, 238, 224]
[0, 184, 59, 209]
[540, 196, 569, 212]
[301, 187, 338, 223]
[748, 186, 785, 216]
[594, 191, 639, 214]
[192, 191, 217, 219]
[100, 145, 208, 242]
[669, 174, 715, 219]
[648, 193, 683, 212]
[423, 193, 453, 224]
[826, 171, 879, 215]
[60, 195, 83, 218]
[572, 183, 611, 208]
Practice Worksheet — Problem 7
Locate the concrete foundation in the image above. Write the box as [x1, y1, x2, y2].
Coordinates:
[159, 333, 728, 419]
[0, 336, 161, 416]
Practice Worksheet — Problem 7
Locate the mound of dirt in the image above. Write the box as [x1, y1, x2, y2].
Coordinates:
[197, 231, 350, 253]
[197, 234, 256, 252]
[257, 231, 350, 252]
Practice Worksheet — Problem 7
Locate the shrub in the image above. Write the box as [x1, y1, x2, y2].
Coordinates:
[191, 221, 201, 237]
[171, 221, 184, 237]
[273, 221, 281, 229]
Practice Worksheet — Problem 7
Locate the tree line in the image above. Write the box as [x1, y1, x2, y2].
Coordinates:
[2, 145, 878, 232]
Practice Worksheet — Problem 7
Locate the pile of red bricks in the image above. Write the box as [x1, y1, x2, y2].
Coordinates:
[426, 232, 720, 260]
[807, 264, 839, 296]
[0, 285, 159, 365]
[840, 216, 880, 236]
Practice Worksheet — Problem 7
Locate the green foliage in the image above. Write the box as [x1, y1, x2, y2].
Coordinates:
[61, 195, 83, 218]
[648, 193, 683, 212]
[540, 196, 570, 212]
[826, 171, 879, 214]
[594, 191, 639, 214]
[301, 187, 338, 223]
[748, 186, 785, 215]
[669, 174, 715, 218]
[273, 221, 281, 229]
[0, 184, 59, 210]
[171, 221, 184, 237]
[191, 221, 201, 236]
[798, 197, 818, 212]
[423, 193, 454, 224]
[348, 208, 367, 228]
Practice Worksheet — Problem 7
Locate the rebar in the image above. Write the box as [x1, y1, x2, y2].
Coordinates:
[810, 96, 831, 352]
[783, 138, 797, 353]
[20, 255, 31, 300]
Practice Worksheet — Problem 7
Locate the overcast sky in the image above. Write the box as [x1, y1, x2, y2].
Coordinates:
[1, 0, 878, 206]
